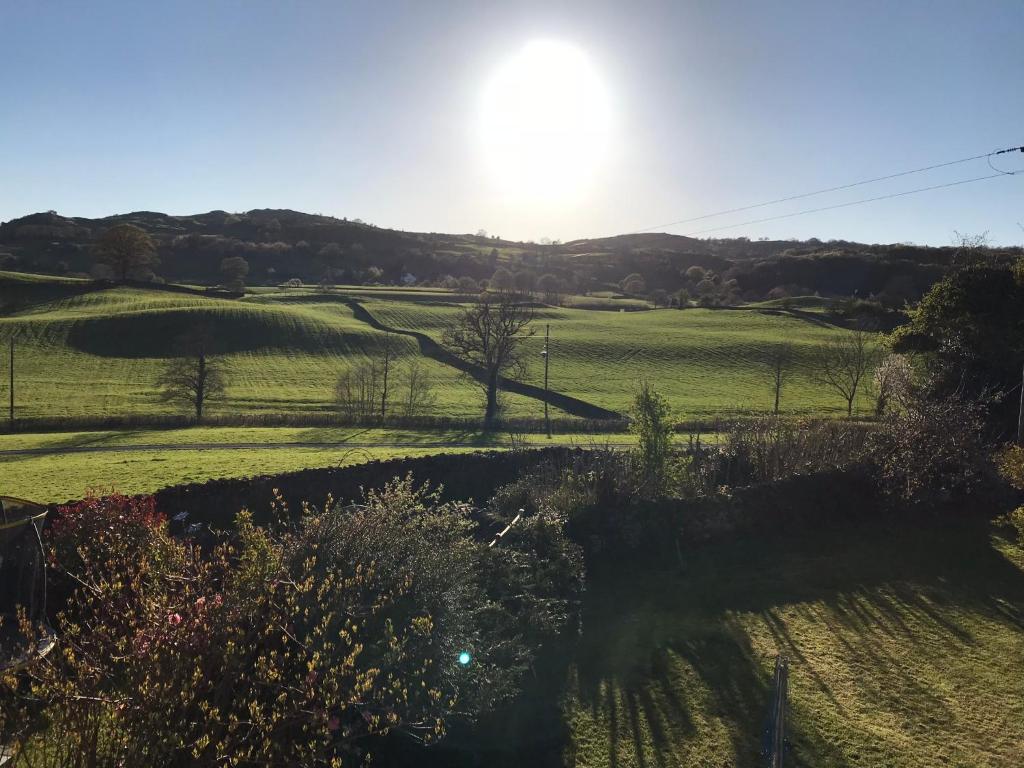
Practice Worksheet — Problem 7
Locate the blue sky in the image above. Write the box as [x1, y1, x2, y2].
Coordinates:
[1, 0, 1021, 245]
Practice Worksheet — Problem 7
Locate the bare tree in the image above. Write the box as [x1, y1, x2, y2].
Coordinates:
[442, 291, 534, 423]
[158, 328, 225, 424]
[765, 343, 796, 415]
[378, 334, 398, 418]
[812, 330, 878, 418]
[871, 352, 914, 416]
[335, 361, 382, 418]
[93, 224, 159, 282]
[399, 359, 436, 417]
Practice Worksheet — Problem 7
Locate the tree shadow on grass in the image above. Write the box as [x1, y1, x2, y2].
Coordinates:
[567, 514, 1024, 768]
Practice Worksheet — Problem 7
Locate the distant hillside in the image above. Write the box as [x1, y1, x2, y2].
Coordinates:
[1, 208, 1019, 303]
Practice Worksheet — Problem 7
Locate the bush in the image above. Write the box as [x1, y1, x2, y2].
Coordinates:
[868, 388, 991, 505]
[3, 480, 584, 766]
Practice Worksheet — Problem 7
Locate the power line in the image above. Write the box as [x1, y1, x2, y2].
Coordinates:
[634, 145, 1023, 234]
[681, 172, 1012, 237]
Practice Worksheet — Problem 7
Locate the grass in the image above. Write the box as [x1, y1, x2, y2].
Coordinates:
[0, 282, 557, 422]
[1, 273, 883, 425]
[557, 516, 1024, 767]
[0, 426, 638, 501]
[360, 298, 879, 419]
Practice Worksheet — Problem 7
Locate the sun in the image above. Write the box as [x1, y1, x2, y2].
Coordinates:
[479, 40, 611, 204]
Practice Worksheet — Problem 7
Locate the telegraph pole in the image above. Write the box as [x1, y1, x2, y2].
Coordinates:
[8, 337, 13, 431]
[542, 324, 551, 438]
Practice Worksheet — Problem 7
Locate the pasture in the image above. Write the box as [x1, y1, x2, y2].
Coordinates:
[0, 275, 879, 428]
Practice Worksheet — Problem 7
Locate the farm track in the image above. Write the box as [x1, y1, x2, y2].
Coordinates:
[341, 297, 625, 420]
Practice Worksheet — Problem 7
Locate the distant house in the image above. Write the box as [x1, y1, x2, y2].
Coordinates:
[401, 272, 417, 286]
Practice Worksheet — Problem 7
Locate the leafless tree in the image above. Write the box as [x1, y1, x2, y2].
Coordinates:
[871, 352, 915, 416]
[93, 223, 159, 282]
[765, 343, 796, 415]
[442, 291, 534, 423]
[399, 359, 436, 417]
[812, 329, 878, 418]
[158, 327, 225, 424]
[335, 360, 382, 419]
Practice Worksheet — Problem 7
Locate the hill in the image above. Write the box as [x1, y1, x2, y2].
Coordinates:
[2, 209, 1020, 303]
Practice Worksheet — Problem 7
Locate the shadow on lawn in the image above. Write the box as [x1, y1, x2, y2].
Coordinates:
[567, 514, 1024, 768]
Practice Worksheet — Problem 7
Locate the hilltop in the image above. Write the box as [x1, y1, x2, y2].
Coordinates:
[1, 208, 1020, 303]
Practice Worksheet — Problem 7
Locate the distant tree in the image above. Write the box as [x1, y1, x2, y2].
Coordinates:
[648, 288, 668, 307]
[536, 273, 563, 304]
[220, 256, 249, 292]
[476, 228, 488, 238]
[456, 276, 479, 293]
[158, 327, 225, 424]
[675, 288, 691, 307]
[490, 267, 514, 291]
[951, 230, 991, 268]
[765, 343, 796, 414]
[377, 334, 398, 418]
[399, 358, 437, 417]
[812, 329, 878, 418]
[93, 224, 158, 282]
[512, 270, 536, 293]
[684, 266, 706, 283]
[621, 273, 645, 295]
[335, 361, 382, 418]
[442, 291, 535, 423]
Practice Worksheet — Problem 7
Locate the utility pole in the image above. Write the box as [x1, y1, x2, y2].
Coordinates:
[542, 324, 551, 438]
[8, 337, 13, 431]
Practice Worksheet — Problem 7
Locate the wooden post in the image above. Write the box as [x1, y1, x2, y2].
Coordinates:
[8, 337, 12, 431]
[543, 324, 550, 438]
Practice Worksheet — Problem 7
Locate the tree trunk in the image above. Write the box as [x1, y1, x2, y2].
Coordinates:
[773, 382, 780, 415]
[196, 353, 206, 425]
[846, 397, 853, 419]
[485, 372, 499, 424]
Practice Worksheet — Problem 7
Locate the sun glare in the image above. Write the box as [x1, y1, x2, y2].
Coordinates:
[479, 40, 611, 204]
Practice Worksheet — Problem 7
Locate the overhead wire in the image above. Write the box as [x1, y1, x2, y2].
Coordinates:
[632, 145, 1023, 235]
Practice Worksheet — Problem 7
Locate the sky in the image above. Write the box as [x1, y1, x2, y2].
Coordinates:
[1, 0, 1021, 245]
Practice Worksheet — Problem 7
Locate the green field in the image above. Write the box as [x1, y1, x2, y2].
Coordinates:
[557, 517, 1024, 767]
[0, 426, 636, 502]
[361, 298, 876, 418]
[0, 274, 880, 425]
[0, 280, 558, 422]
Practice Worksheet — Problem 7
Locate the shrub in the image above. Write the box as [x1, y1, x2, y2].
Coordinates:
[3, 480, 583, 766]
[868, 387, 991, 505]
[630, 380, 674, 496]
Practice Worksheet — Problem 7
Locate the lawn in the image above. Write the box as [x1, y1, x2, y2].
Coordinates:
[0, 426, 637, 501]
[556, 516, 1024, 767]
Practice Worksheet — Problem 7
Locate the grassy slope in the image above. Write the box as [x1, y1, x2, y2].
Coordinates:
[561, 518, 1024, 767]
[363, 299, 878, 418]
[0, 284, 553, 421]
